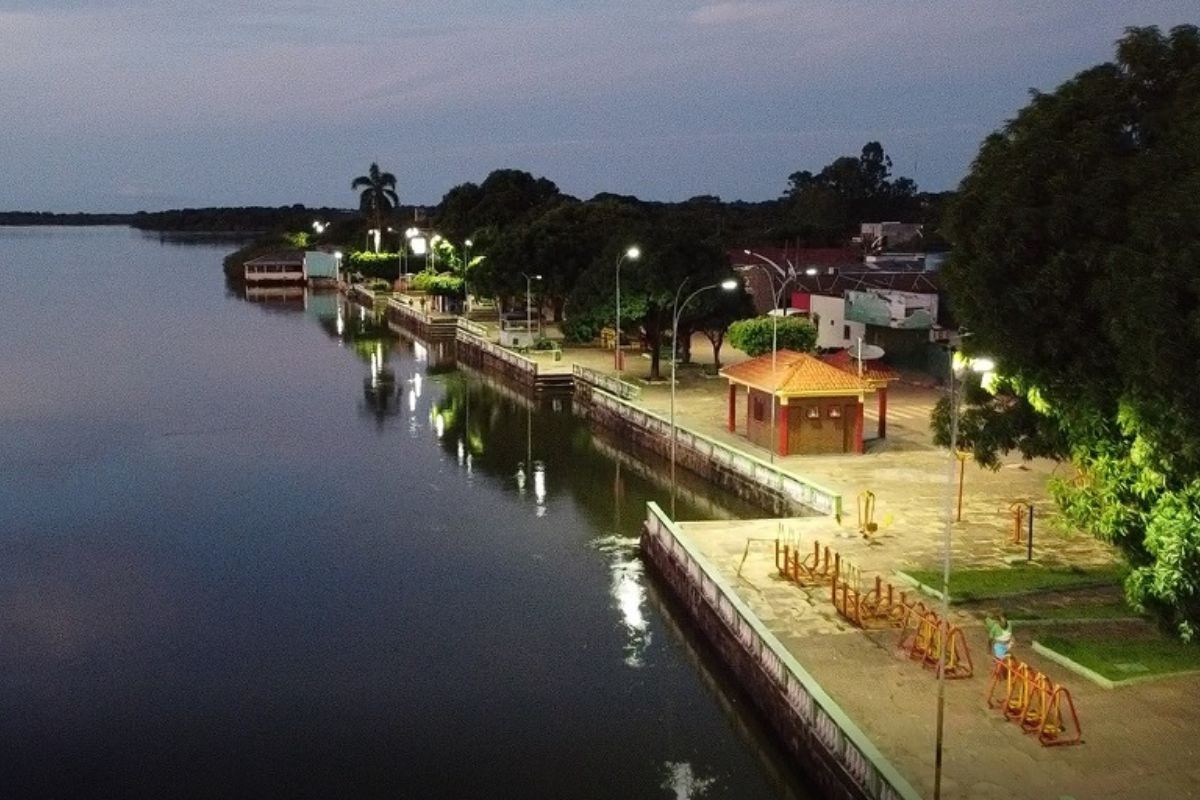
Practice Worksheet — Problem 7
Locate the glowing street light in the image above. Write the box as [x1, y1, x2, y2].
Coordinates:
[614, 245, 639, 375]
[333, 250, 343, 284]
[464, 239, 474, 315]
[521, 272, 542, 346]
[933, 346, 994, 800]
[743, 249, 799, 463]
[670, 277, 738, 514]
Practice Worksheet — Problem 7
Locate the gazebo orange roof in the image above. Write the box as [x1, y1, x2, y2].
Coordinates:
[819, 350, 899, 388]
[720, 350, 868, 397]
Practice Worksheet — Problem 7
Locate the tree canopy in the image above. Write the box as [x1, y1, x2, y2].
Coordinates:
[351, 163, 399, 247]
[727, 316, 818, 357]
[938, 25, 1200, 637]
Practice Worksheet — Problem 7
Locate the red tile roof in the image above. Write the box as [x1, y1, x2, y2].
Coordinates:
[720, 350, 868, 396]
[819, 350, 899, 387]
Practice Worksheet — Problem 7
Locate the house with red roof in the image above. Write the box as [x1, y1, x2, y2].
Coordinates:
[719, 350, 871, 456]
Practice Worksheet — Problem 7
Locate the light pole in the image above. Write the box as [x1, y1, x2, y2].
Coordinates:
[333, 250, 343, 285]
[464, 239, 473, 316]
[430, 234, 442, 272]
[404, 227, 421, 276]
[614, 245, 640, 375]
[521, 272, 542, 348]
[933, 346, 993, 800]
[743, 249, 798, 463]
[670, 276, 738, 515]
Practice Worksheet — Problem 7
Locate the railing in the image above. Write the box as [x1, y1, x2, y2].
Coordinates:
[455, 328, 539, 377]
[456, 317, 489, 339]
[572, 364, 641, 400]
[645, 503, 920, 800]
[589, 388, 842, 518]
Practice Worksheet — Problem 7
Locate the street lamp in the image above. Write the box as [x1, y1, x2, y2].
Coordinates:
[333, 250, 343, 285]
[933, 346, 994, 800]
[464, 239, 473, 315]
[614, 245, 640, 375]
[743, 249, 799, 463]
[670, 276, 738, 515]
[430, 234, 442, 272]
[521, 272, 542, 347]
[311, 220, 328, 234]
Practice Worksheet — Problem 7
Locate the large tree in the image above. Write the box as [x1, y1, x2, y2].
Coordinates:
[351, 163, 399, 251]
[938, 25, 1200, 637]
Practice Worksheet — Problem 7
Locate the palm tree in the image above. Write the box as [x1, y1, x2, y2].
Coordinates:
[351, 163, 399, 253]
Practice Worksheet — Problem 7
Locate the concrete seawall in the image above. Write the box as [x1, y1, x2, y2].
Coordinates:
[641, 503, 919, 800]
[575, 381, 841, 519]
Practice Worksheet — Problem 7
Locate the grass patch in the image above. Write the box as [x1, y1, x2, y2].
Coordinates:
[1007, 600, 1138, 622]
[905, 563, 1125, 603]
[1038, 633, 1200, 682]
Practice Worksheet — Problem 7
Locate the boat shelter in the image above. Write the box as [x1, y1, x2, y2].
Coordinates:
[819, 350, 899, 439]
[720, 350, 869, 456]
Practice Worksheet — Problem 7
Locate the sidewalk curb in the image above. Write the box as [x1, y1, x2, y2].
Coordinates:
[1031, 640, 1200, 689]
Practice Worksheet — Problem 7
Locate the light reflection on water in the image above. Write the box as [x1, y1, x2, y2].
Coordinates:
[0, 227, 817, 800]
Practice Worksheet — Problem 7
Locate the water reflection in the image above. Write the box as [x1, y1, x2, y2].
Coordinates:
[662, 762, 718, 799]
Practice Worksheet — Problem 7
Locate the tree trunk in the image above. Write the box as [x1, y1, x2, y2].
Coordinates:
[679, 325, 693, 364]
[646, 316, 662, 381]
[705, 330, 725, 369]
[552, 296, 565, 323]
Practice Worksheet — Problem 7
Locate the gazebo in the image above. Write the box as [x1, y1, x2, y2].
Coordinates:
[819, 350, 899, 439]
[720, 350, 870, 456]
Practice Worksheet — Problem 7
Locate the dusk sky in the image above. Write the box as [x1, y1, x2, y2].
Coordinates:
[3, 1, 1196, 212]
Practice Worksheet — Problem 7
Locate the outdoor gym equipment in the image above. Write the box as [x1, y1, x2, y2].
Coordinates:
[896, 601, 974, 679]
[857, 490, 878, 538]
[986, 657, 1082, 746]
[830, 554, 907, 629]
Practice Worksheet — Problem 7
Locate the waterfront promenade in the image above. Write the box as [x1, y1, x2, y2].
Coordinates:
[410, 305, 1200, 798]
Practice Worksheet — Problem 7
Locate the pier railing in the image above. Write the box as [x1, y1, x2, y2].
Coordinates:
[456, 317, 489, 339]
[455, 327, 539, 378]
[571, 364, 642, 400]
[589, 388, 841, 518]
[644, 502, 921, 800]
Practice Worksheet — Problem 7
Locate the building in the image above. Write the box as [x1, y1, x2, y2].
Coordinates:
[819, 350, 899, 439]
[720, 350, 870, 456]
[859, 222, 922, 251]
[243, 251, 305, 284]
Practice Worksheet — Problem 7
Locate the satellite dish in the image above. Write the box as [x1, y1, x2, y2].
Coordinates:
[855, 344, 886, 360]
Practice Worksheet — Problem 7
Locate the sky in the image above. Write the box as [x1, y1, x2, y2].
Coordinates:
[1, 1, 1196, 212]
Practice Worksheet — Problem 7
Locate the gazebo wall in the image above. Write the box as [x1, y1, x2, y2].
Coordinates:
[784, 395, 861, 455]
[745, 388, 777, 451]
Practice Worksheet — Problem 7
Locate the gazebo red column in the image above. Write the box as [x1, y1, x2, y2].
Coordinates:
[777, 398, 789, 456]
[727, 383, 737, 432]
[855, 400, 865, 453]
[877, 387, 888, 439]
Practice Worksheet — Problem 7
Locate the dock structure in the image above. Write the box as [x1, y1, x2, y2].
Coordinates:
[643, 506, 1200, 800]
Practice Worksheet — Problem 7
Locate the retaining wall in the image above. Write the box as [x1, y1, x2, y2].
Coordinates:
[455, 328, 539, 390]
[576, 383, 841, 519]
[642, 503, 919, 800]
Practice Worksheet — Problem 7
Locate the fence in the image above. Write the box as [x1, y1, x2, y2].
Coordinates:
[455, 327, 539, 378]
[645, 503, 920, 800]
[571, 364, 642, 401]
[589, 388, 842, 518]
[456, 317, 489, 339]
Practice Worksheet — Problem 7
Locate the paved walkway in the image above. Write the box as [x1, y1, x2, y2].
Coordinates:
[680, 518, 1200, 800]
[462, 323, 1200, 798]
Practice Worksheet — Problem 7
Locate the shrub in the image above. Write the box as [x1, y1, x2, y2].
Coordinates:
[727, 315, 817, 356]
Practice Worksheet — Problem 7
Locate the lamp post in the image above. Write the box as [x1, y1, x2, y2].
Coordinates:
[333, 250, 343, 285]
[933, 347, 993, 800]
[464, 239, 473, 316]
[670, 276, 738, 515]
[404, 227, 421, 276]
[743, 250, 798, 463]
[614, 245, 640, 375]
[521, 272, 542, 348]
[430, 234, 442, 272]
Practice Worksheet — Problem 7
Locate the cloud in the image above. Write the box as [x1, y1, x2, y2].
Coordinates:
[689, 1, 787, 26]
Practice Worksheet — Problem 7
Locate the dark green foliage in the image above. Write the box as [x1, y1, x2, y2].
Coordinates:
[351, 163, 399, 239]
[939, 25, 1200, 637]
[411, 270, 464, 297]
[348, 251, 400, 279]
[132, 206, 351, 232]
[782, 141, 920, 241]
[726, 316, 817, 357]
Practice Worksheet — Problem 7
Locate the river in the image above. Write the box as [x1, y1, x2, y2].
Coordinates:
[0, 227, 814, 799]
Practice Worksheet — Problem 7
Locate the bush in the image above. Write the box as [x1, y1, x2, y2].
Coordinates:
[348, 251, 400, 279]
[727, 315, 817, 356]
[562, 315, 604, 344]
[411, 270, 464, 297]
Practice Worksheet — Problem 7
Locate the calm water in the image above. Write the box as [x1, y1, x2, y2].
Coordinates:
[0, 227, 813, 799]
